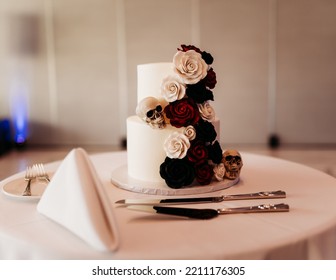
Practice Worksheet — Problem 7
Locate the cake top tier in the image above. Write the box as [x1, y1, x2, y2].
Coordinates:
[137, 63, 174, 103]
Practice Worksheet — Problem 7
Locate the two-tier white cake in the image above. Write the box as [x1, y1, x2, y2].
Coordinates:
[123, 45, 242, 191]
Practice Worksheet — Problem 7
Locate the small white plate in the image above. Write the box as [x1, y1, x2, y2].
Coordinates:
[1, 174, 52, 201]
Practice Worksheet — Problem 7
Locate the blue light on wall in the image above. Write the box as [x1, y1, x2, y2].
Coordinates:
[13, 101, 28, 145]
[10, 78, 29, 147]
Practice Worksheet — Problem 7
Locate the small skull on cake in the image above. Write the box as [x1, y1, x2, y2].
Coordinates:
[136, 97, 166, 129]
[222, 150, 243, 180]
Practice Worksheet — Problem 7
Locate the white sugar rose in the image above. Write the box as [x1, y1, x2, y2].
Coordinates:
[184, 125, 196, 141]
[198, 101, 216, 122]
[173, 50, 208, 84]
[213, 163, 225, 181]
[164, 132, 190, 159]
[161, 75, 186, 102]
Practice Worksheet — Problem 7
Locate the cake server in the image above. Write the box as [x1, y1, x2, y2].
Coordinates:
[115, 190, 286, 205]
[127, 203, 290, 220]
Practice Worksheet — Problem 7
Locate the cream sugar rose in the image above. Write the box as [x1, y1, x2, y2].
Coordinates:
[127, 45, 242, 189]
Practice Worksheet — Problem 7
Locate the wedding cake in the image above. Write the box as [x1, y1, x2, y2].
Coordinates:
[126, 45, 242, 189]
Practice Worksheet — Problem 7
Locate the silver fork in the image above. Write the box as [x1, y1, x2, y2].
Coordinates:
[23, 166, 35, 196]
[34, 163, 50, 182]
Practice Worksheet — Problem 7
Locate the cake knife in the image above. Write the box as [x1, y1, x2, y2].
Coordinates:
[115, 190, 286, 205]
[127, 203, 290, 220]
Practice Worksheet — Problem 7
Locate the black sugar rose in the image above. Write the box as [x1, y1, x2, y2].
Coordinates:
[194, 119, 217, 143]
[207, 140, 223, 164]
[201, 51, 214, 65]
[186, 82, 214, 104]
[160, 157, 195, 188]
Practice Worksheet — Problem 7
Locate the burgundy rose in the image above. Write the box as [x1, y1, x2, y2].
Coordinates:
[187, 140, 208, 164]
[207, 140, 223, 164]
[205, 68, 217, 89]
[178, 44, 201, 53]
[160, 157, 195, 188]
[164, 98, 200, 128]
[195, 162, 214, 185]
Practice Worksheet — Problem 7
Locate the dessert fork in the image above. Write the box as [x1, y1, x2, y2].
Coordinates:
[34, 163, 50, 182]
[22, 166, 35, 196]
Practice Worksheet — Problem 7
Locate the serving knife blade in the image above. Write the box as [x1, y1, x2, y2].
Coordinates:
[116, 190, 286, 205]
[127, 203, 290, 220]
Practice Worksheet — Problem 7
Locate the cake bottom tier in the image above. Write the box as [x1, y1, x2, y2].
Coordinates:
[126, 115, 220, 184]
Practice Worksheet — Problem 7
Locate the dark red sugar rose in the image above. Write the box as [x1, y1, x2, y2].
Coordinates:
[204, 68, 217, 89]
[178, 44, 201, 53]
[195, 162, 214, 185]
[164, 98, 200, 128]
[187, 140, 208, 164]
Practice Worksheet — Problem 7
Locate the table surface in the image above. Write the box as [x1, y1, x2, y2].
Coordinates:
[1, 151, 336, 260]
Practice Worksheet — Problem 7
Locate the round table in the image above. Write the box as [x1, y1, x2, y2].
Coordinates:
[1, 151, 336, 259]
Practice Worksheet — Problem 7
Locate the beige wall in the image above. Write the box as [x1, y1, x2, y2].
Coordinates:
[0, 0, 335, 146]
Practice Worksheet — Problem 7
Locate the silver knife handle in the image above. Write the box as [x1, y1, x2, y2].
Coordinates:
[224, 190, 286, 200]
[218, 203, 289, 214]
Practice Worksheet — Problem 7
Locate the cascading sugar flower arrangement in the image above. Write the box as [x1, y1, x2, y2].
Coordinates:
[135, 44, 243, 189]
[159, 45, 223, 188]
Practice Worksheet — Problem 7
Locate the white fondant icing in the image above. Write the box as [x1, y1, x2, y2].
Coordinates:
[137, 63, 174, 103]
[127, 116, 183, 182]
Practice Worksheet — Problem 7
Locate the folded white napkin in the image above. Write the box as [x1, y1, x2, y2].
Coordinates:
[37, 147, 119, 252]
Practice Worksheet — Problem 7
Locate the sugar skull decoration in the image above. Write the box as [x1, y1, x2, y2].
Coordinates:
[222, 150, 243, 180]
[136, 97, 166, 129]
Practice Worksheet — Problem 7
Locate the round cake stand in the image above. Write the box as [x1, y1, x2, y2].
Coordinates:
[110, 164, 239, 196]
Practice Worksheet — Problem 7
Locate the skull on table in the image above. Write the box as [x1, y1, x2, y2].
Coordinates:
[136, 97, 166, 129]
[222, 150, 243, 180]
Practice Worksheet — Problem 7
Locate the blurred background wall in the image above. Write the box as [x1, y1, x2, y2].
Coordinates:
[0, 0, 335, 148]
